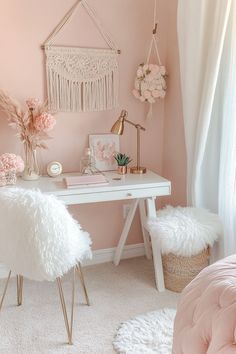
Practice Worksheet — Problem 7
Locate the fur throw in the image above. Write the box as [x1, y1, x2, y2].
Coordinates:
[0, 188, 92, 281]
[148, 206, 222, 257]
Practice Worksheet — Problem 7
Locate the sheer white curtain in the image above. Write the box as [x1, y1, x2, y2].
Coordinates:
[177, 0, 236, 257]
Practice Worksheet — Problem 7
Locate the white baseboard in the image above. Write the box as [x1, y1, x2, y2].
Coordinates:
[0, 243, 145, 278]
[85, 242, 145, 266]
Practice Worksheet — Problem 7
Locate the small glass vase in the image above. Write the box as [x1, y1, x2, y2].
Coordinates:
[21, 143, 40, 181]
[80, 148, 100, 175]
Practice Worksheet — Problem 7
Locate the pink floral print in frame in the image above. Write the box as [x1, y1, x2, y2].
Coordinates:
[89, 134, 120, 171]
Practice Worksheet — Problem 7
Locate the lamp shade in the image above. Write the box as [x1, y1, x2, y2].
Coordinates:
[111, 117, 124, 135]
[111, 110, 128, 135]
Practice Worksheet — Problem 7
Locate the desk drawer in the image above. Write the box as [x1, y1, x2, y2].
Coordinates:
[58, 186, 171, 205]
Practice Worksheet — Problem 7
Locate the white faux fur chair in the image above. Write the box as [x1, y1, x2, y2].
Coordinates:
[0, 187, 92, 345]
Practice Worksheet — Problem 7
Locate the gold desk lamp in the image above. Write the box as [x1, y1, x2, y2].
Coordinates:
[111, 110, 146, 174]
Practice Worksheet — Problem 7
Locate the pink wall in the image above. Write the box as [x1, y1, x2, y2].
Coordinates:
[0, 0, 186, 250]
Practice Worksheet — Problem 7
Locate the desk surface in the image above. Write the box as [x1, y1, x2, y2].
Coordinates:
[14, 170, 171, 205]
[16, 170, 171, 196]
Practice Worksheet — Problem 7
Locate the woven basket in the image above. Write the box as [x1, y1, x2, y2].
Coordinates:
[162, 248, 210, 293]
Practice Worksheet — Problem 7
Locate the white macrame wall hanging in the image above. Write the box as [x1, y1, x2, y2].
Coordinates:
[132, 0, 167, 119]
[42, 0, 120, 112]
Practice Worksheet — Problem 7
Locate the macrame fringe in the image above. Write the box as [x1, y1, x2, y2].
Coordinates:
[47, 68, 119, 112]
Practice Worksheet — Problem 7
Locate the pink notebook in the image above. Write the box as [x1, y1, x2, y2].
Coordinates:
[64, 174, 109, 188]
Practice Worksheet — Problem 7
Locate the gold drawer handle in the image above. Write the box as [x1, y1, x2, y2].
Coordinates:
[127, 193, 132, 197]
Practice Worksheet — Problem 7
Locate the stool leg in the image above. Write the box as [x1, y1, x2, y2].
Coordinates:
[16, 275, 24, 306]
[76, 263, 90, 306]
[0, 270, 11, 312]
[56, 267, 75, 345]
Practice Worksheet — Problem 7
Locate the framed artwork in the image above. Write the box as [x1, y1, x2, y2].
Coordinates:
[89, 134, 120, 171]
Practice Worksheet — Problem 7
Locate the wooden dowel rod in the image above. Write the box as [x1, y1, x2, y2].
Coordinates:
[41, 44, 121, 54]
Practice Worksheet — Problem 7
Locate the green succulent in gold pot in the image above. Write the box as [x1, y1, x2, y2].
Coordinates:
[114, 153, 132, 174]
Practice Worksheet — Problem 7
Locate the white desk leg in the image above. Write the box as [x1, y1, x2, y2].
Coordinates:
[113, 199, 139, 266]
[146, 197, 165, 292]
[139, 199, 152, 260]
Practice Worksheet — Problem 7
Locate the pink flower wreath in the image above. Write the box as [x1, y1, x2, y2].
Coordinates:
[132, 63, 167, 104]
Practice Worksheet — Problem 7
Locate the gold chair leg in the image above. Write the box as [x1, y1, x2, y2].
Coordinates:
[0, 270, 11, 312]
[16, 275, 24, 306]
[56, 267, 75, 345]
[17, 275, 24, 306]
[76, 263, 90, 306]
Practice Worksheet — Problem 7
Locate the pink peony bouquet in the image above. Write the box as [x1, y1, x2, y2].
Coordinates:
[0, 153, 24, 186]
[132, 63, 167, 104]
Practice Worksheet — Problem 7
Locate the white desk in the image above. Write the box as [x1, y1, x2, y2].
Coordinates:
[16, 170, 171, 291]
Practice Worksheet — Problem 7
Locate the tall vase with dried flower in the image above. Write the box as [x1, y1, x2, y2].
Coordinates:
[0, 92, 56, 180]
[22, 140, 39, 181]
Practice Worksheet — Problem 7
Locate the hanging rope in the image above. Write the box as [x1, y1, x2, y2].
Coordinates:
[153, 0, 157, 29]
[146, 0, 161, 65]
[43, 0, 81, 47]
[82, 0, 119, 51]
[43, 0, 120, 51]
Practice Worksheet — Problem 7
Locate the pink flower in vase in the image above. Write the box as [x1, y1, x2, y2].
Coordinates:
[0, 91, 57, 177]
[26, 98, 40, 110]
[34, 112, 56, 132]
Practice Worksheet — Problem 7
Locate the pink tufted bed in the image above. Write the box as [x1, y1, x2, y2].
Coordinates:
[172, 255, 236, 354]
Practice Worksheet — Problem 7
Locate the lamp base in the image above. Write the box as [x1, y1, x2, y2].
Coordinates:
[130, 166, 147, 174]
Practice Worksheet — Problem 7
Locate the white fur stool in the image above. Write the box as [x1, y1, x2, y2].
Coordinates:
[148, 206, 222, 292]
[0, 188, 92, 344]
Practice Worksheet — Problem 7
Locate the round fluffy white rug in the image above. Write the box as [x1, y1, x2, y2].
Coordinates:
[113, 308, 176, 354]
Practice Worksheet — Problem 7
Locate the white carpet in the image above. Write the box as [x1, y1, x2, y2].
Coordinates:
[0, 257, 179, 354]
[113, 308, 176, 354]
